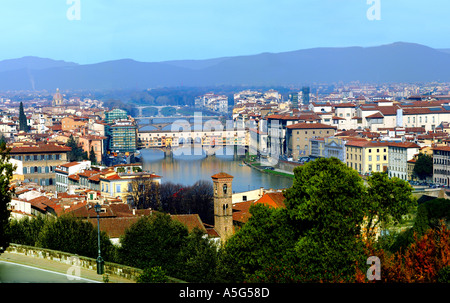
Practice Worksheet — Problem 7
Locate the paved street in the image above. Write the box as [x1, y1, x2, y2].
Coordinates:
[0, 252, 135, 283]
[0, 260, 99, 283]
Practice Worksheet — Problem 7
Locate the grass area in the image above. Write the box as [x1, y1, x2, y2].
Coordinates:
[263, 169, 294, 178]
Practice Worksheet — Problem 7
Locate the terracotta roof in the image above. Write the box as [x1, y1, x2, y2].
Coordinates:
[387, 142, 421, 149]
[9, 143, 71, 154]
[88, 217, 140, 238]
[232, 193, 286, 224]
[211, 172, 234, 179]
[171, 214, 207, 233]
[346, 140, 388, 148]
[256, 192, 286, 208]
[432, 146, 450, 152]
[287, 122, 337, 130]
[366, 112, 384, 119]
[333, 103, 357, 108]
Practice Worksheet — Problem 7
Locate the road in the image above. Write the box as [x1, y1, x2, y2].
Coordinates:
[0, 251, 134, 283]
[0, 260, 100, 283]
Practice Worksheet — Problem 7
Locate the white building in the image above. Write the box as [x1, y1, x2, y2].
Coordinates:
[55, 161, 92, 193]
[388, 142, 420, 180]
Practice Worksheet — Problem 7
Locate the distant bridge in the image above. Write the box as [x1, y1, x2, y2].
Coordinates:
[135, 105, 181, 117]
[136, 115, 223, 127]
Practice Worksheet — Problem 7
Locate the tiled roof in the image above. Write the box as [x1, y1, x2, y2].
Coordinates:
[211, 172, 234, 179]
[171, 214, 207, 233]
[257, 192, 286, 208]
[287, 122, 337, 130]
[9, 143, 71, 154]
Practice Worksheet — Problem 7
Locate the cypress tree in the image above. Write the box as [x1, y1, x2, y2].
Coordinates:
[19, 102, 29, 132]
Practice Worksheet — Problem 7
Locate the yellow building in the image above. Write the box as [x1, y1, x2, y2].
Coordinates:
[346, 140, 389, 175]
[100, 168, 161, 203]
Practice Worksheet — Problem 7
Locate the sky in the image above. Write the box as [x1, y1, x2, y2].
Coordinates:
[0, 0, 448, 64]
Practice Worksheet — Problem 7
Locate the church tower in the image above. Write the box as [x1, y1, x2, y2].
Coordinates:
[52, 88, 63, 106]
[211, 172, 234, 242]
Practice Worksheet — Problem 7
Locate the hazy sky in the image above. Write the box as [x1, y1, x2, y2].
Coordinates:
[0, 1, 448, 64]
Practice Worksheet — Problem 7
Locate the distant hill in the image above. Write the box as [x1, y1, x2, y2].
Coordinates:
[1, 42, 450, 91]
[0, 56, 78, 73]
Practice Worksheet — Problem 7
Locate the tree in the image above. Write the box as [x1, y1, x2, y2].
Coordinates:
[136, 266, 168, 283]
[389, 198, 450, 253]
[118, 213, 188, 275]
[217, 204, 299, 283]
[89, 146, 97, 165]
[66, 134, 88, 162]
[218, 157, 418, 283]
[127, 177, 161, 210]
[0, 141, 15, 252]
[412, 153, 433, 181]
[283, 157, 368, 282]
[177, 228, 219, 282]
[18, 102, 29, 132]
[36, 215, 115, 261]
[363, 172, 417, 240]
[382, 224, 450, 282]
[6, 216, 48, 247]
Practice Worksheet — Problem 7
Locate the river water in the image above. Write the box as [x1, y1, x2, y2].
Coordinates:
[139, 147, 293, 193]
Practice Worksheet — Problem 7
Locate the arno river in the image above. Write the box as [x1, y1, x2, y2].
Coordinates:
[139, 147, 293, 193]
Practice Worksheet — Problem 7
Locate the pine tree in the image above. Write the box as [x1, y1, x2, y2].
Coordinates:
[89, 145, 97, 164]
[18, 102, 29, 132]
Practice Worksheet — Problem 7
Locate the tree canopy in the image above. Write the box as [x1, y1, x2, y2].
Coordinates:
[66, 134, 88, 162]
[219, 157, 417, 282]
[412, 153, 433, 180]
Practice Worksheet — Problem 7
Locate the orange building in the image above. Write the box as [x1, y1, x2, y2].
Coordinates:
[78, 134, 107, 164]
[61, 116, 88, 132]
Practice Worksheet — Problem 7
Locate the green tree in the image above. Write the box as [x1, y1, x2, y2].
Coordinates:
[0, 142, 15, 252]
[136, 266, 168, 283]
[390, 198, 450, 253]
[283, 157, 368, 282]
[118, 213, 188, 276]
[6, 216, 48, 246]
[218, 157, 417, 283]
[363, 172, 417, 240]
[18, 102, 29, 132]
[36, 215, 115, 261]
[413, 153, 433, 180]
[217, 205, 299, 283]
[89, 146, 97, 165]
[177, 228, 219, 283]
[66, 135, 88, 162]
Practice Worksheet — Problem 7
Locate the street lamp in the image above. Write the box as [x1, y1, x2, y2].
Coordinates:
[94, 203, 104, 275]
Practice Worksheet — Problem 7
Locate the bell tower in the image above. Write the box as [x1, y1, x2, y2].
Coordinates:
[211, 172, 234, 242]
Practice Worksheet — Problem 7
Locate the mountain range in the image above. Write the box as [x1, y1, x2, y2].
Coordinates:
[1, 42, 450, 91]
